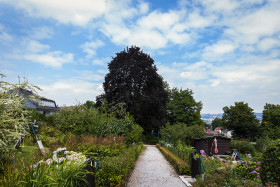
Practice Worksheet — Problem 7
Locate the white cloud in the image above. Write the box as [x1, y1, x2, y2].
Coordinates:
[101, 9, 193, 49]
[158, 57, 280, 113]
[258, 38, 280, 51]
[27, 26, 53, 40]
[81, 40, 105, 59]
[39, 79, 103, 106]
[92, 58, 109, 66]
[201, 0, 240, 13]
[25, 40, 50, 53]
[24, 51, 73, 68]
[0, 24, 13, 42]
[138, 1, 149, 14]
[0, 0, 107, 26]
[73, 70, 104, 82]
[225, 3, 280, 45]
[205, 42, 235, 55]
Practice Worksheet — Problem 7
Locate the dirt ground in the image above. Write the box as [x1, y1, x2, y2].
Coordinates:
[127, 145, 186, 187]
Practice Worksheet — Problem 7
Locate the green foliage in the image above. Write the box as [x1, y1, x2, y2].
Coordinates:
[230, 140, 255, 155]
[156, 144, 190, 174]
[235, 161, 261, 182]
[142, 135, 159, 145]
[126, 123, 144, 144]
[96, 144, 144, 186]
[78, 144, 122, 160]
[262, 103, 280, 127]
[46, 104, 103, 135]
[261, 104, 280, 139]
[260, 139, 280, 186]
[193, 168, 262, 187]
[98, 46, 168, 131]
[160, 123, 205, 145]
[255, 136, 271, 152]
[84, 100, 95, 109]
[97, 117, 135, 137]
[222, 102, 260, 139]
[211, 117, 222, 130]
[1, 150, 89, 186]
[260, 124, 280, 140]
[47, 103, 143, 144]
[165, 88, 203, 126]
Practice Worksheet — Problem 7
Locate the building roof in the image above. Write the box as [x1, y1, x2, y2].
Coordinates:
[204, 128, 219, 137]
[11, 88, 60, 112]
[214, 127, 222, 131]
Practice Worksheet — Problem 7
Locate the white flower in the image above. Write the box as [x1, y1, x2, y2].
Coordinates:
[46, 158, 53, 165]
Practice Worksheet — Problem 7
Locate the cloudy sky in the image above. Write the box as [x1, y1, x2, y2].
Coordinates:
[0, 0, 280, 113]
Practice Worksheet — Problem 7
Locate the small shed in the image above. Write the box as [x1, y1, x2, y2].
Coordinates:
[192, 136, 231, 156]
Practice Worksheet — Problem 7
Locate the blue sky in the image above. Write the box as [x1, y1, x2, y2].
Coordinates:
[0, 0, 280, 113]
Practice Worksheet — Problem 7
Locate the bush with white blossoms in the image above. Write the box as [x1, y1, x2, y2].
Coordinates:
[33, 147, 87, 169]
[25, 147, 90, 186]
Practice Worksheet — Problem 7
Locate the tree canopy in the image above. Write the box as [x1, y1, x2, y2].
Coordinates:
[262, 103, 280, 127]
[211, 117, 222, 130]
[260, 103, 280, 139]
[97, 46, 168, 131]
[222, 102, 259, 139]
[165, 88, 203, 126]
[160, 123, 205, 145]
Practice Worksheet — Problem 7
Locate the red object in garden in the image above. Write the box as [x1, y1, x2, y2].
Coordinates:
[214, 138, 218, 154]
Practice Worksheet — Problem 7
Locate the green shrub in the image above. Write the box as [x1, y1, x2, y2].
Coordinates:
[156, 144, 190, 174]
[46, 105, 103, 135]
[47, 104, 142, 142]
[235, 161, 261, 182]
[193, 168, 262, 187]
[1, 150, 89, 186]
[77, 144, 122, 160]
[39, 124, 60, 138]
[260, 139, 280, 186]
[230, 140, 255, 155]
[160, 123, 205, 145]
[255, 136, 272, 152]
[40, 134, 51, 147]
[142, 135, 159, 145]
[96, 144, 144, 187]
[126, 123, 143, 144]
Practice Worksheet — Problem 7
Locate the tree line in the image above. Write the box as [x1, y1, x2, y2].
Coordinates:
[211, 102, 280, 140]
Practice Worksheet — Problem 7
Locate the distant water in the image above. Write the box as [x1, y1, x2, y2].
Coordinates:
[201, 113, 262, 124]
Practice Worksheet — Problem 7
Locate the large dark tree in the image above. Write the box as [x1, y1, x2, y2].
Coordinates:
[97, 46, 168, 131]
[222, 102, 259, 139]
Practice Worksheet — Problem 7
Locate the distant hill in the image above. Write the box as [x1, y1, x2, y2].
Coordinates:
[201, 113, 262, 124]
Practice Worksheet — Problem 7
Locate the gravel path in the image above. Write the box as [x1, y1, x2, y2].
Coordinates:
[127, 145, 186, 187]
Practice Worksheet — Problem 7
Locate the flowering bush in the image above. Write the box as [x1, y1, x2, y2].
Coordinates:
[235, 161, 261, 182]
[1, 147, 90, 186]
[194, 167, 262, 187]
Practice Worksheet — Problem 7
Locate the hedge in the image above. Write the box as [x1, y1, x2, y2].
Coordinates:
[156, 144, 190, 175]
[96, 144, 145, 186]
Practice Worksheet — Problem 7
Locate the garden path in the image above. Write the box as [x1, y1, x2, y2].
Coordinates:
[127, 145, 186, 187]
